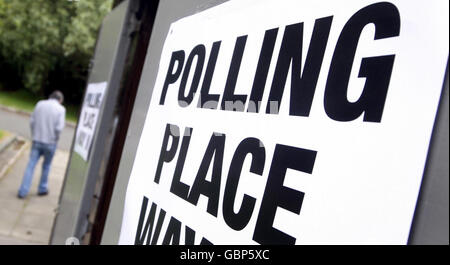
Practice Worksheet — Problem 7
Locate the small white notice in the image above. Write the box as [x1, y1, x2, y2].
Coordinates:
[73, 82, 107, 161]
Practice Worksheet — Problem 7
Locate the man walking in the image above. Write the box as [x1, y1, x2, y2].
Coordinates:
[17, 91, 65, 199]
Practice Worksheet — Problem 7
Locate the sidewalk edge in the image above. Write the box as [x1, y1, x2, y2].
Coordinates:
[0, 138, 30, 181]
[0, 134, 16, 154]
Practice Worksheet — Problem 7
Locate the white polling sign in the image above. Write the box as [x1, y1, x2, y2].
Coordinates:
[118, 0, 449, 244]
[73, 82, 107, 161]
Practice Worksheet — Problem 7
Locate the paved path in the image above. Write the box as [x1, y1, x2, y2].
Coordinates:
[0, 146, 69, 244]
[0, 108, 75, 151]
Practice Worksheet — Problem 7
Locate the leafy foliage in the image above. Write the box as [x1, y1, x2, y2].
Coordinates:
[64, 0, 113, 56]
[0, 0, 112, 104]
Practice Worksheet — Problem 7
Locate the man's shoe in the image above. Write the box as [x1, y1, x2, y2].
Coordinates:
[17, 194, 26, 199]
[37, 191, 48, 196]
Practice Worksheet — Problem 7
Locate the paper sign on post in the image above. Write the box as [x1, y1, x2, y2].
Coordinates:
[74, 82, 107, 161]
[119, 0, 448, 244]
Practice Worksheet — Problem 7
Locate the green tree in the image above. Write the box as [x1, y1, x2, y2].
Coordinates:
[0, 0, 112, 104]
[0, 0, 74, 93]
[63, 0, 113, 57]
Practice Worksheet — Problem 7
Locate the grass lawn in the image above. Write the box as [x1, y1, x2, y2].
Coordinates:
[0, 90, 79, 123]
[0, 129, 12, 144]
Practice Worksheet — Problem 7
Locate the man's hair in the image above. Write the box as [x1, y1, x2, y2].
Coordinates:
[49, 90, 64, 103]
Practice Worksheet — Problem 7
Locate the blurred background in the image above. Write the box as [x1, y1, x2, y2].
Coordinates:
[0, 0, 113, 122]
[0, 0, 113, 244]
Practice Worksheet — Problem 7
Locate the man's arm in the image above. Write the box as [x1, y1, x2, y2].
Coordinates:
[55, 108, 66, 142]
[30, 107, 36, 137]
